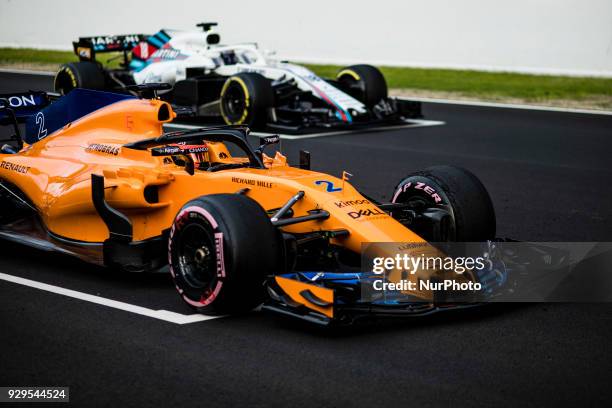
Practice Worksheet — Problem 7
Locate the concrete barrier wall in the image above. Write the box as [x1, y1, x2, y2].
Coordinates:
[1, 0, 611, 77]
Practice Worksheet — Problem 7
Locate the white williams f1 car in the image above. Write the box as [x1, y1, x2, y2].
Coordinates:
[54, 22, 421, 131]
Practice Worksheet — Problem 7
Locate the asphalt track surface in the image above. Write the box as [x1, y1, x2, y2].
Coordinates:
[0, 72, 611, 407]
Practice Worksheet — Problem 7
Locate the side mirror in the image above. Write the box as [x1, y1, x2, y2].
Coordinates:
[299, 150, 310, 170]
[256, 135, 280, 156]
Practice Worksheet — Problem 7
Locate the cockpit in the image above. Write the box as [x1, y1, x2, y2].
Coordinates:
[125, 127, 286, 174]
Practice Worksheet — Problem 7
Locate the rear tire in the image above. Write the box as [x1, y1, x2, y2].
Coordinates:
[220, 72, 273, 127]
[54, 62, 105, 94]
[391, 165, 496, 241]
[337, 64, 388, 108]
[169, 194, 282, 314]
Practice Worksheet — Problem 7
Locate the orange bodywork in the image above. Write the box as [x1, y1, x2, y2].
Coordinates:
[274, 276, 334, 318]
[0, 98, 424, 253]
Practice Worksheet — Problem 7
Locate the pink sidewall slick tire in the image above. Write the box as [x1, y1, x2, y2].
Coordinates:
[392, 165, 496, 242]
[168, 193, 282, 314]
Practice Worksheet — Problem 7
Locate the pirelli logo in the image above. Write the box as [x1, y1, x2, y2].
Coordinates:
[0, 161, 30, 174]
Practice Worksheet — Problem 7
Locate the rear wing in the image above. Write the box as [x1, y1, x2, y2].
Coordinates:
[1, 89, 134, 147]
[73, 34, 148, 62]
[0, 92, 52, 123]
[0, 91, 53, 150]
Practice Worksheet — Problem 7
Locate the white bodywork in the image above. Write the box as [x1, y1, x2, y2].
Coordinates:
[131, 29, 367, 116]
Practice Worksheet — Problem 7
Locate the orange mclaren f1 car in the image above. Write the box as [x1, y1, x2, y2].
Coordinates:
[0, 85, 500, 324]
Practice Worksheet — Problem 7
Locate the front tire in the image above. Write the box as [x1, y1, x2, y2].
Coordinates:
[169, 194, 282, 314]
[391, 165, 496, 241]
[219, 72, 273, 127]
[337, 64, 388, 108]
[54, 62, 105, 94]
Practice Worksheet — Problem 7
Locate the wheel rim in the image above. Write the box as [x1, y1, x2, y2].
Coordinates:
[221, 81, 248, 123]
[338, 74, 365, 101]
[176, 222, 217, 293]
[54, 69, 76, 95]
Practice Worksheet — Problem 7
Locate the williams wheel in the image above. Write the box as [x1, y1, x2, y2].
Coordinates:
[169, 194, 282, 314]
[391, 165, 496, 242]
[337, 64, 388, 108]
[54, 62, 105, 94]
[219, 72, 273, 127]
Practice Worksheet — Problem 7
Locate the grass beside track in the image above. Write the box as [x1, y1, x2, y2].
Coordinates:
[0, 48, 77, 66]
[306, 64, 612, 103]
[2, 47, 611, 110]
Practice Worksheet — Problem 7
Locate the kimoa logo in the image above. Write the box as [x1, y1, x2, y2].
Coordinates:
[334, 199, 370, 208]
[348, 207, 386, 219]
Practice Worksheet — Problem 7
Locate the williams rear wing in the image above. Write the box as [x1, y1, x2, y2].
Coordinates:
[73, 34, 148, 61]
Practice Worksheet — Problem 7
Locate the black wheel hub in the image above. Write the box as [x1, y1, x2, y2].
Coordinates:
[176, 222, 216, 290]
[338, 75, 365, 101]
[222, 82, 247, 122]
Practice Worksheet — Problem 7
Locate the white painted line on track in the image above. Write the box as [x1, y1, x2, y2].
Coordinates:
[275, 119, 445, 139]
[399, 96, 612, 116]
[3, 68, 609, 116]
[164, 119, 445, 140]
[0, 68, 55, 76]
[0, 272, 221, 325]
